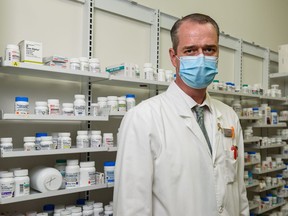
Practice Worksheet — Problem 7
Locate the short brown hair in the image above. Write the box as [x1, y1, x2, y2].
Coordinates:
[170, 13, 220, 52]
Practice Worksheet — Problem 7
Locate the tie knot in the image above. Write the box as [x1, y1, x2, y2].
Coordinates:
[193, 106, 204, 117]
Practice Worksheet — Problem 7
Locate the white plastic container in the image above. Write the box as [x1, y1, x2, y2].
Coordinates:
[126, 94, 136, 111]
[35, 132, 48, 150]
[104, 161, 115, 186]
[15, 96, 29, 115]
[60, 210, 72, 216]
[82, 205, 93, 216]
[93, 202, 104, 216]
[24, 136, 36, 151]
[29, 166, 62, 193]
[165, 70, 173, 82]
[65, 159, 80, 189]
[14, 169, 30, 197]
[107, 96, 118, 112]
[91, 103, 100, 116]
[79, 57, 89, 71]
[55, 159, 67, 189]
[5, 44, 20, 62]
[118, 96, 126, 112]
[48, 99, 60, 115]
[80, 161, 96, 187]
[157, 69, 165, 82]
[97, 97, 107, 109]
[104, 205, 113, 216]
[40, 136, 53, 150]
[90, 130, 102, 148]
[35, 101, 48, 115]
[89, 58, 100, 73]
[0, 171, 15, 199]
[0, 137, 13, 152]
[143, 63, 154, 81]
[57, 133, 71, 149]
[74, 95, 86, 116]
[70, 58, 80, 70]
[71, 207, 82, 216]
[103, 133, 113, 147]
[62, 103, 74, 116]
[76, 131, 89, 148]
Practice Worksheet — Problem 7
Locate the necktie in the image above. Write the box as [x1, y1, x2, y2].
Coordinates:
[193, 106, 212, 154]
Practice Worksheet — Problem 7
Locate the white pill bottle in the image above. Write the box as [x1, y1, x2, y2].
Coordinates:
[14, 169, 30, 197]
[65, 159, 80, 189]
[74, 94, 86, 116]
[79, 161, 96, 187]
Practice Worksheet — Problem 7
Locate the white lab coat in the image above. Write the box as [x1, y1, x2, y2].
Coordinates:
[113, 82, 249, 216]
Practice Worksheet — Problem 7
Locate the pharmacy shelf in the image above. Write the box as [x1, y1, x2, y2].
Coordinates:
[109, 111, 126, 117]
[279, 117, 288, 122]
[249, 201, 259, 210]
[260, 95, 288, 102]
[207, 89, 259, 98]
[252, 201, 286, 215]
[270, 72, 288, 79]
[0, 58, 109, 83]
[0, 113, 108, 122]
[244, 137, 261, 144]
[108, 146, 118, 152]
[1, 147, 109, 158]
[270, 154, 288, 160]
[98, 74, 170, 90]
[252, 123, 287, 128]
[0, 183, 108, 204]
[246, 180, 260, 189]
[252, 165, 286, 174]
[245, 160, 261, 167]
[249, 182, 285, 193]
[239, 116, 262, 120]
[246, 143, 287, 150]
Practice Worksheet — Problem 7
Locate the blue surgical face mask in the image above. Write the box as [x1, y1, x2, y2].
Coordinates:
[177, 54, 218, 89]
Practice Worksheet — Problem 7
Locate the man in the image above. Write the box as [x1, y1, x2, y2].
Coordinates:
[113, 13, 249, 216]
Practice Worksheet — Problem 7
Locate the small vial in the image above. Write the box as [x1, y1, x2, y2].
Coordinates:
[76, 131, 89, 148]
[165, 70, 173, 82]
[14, 169, 30, 197]
[103, 133, 113, 147]
[91, 103, 100, 116]
[0, 137, 13, 152]
[126, 94, 136, 111]
[89, 58, 100, 73]
[5, 44, 20, 62]
[74, 94, 86, 116]
[40, 136, 53, 150]
[70, 58, 80, 70]
[35, 101, 48, 115]
[65, 159, 80, 189]
[0, 171, 15, 199]
[57, 133, 71, 149]
[62, 103, 74, 116]
[90, 130, 102, 148]
[24, 136, 36, 151]
[48, 99, 60, 115]
[15, 96, 29, 115]
[107, 96, 118, 112]
[118, 96, 126, 112]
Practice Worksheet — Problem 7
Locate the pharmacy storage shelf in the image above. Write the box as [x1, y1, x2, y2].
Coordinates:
[245, 160, 261, 167]
[246, 180, 260, 189]
[109, 111, 126, 117]
[0, 183, 108, 204]
[98, 74, 170, 90]
[108, 146, 118, 152]
[0, 113, 108, 122]
[249, 202, 259, 210]
[244, 137, 262, 144]
[207, 89, 260, 98]
[239, 116, 262, 121]
[252, 123, 287, 128]
[252, 165, 286, 175]
[246, 143, 287, 150]
[249, 182, 285, 193]
[1, 147, 109, 158]
[270, 154, 288, 160]
[0, 59, 109, 83]
[270, 72, 288, 79]
[260, 95, 288, 102]
[252, 201, 286, 215]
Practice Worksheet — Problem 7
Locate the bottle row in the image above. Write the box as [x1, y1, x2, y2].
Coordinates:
[251, 194, 285, 215]
[14, 94, 136, 116]
[1, 199, 113, 216]
[248, 156, 284, 174]
[0, 159, 115, 200]
[0, 130, 116, 152]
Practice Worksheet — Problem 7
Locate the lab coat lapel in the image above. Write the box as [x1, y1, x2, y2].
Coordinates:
[212, 104, 224, 164]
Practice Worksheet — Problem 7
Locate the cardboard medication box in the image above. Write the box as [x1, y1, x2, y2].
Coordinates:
[106, 63, 136, 77]
[18, 40, 43, 64]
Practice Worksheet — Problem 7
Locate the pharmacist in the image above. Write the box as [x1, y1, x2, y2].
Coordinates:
[113, 13, 249, 216]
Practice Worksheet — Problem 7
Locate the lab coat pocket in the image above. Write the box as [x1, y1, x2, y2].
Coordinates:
[225, 150, 237, 184]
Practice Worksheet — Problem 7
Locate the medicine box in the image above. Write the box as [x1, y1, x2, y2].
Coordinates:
[106, 63, 130, 76]
[43, 55, 68, 63]
[18, 40, 43, 64]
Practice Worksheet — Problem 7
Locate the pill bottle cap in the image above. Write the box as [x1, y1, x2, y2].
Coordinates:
[75, 94, 85, 99]
[35, 132, 48, 137]
[126, 94, 135, 98]
[24, 136, 36, 142]
[15, 96, 28, 102]
[14, 169, 28, 177]
[67, 159, 79, 166]
[80, 161, 95, 168]
[104, 161, 115, 167]
[0, 137, 12, 143]
[6, 44, 19, 50]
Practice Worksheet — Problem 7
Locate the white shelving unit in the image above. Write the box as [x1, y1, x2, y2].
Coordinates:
[251, 165, 286, 175]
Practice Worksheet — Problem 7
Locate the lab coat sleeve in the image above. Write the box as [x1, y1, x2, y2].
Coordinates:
[113, 105, 155, 216]
[236, 118, 249, 216]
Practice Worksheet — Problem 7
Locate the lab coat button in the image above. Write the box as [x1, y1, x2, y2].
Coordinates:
[218, 206, 223, 213]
